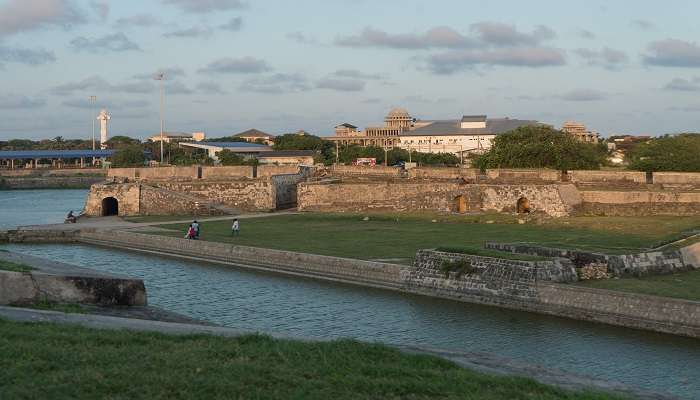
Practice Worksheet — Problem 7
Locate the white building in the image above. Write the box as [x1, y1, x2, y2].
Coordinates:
[398, 115, 541, 156]
[180, 141, 272, 162]
[148, 131, 206, 143]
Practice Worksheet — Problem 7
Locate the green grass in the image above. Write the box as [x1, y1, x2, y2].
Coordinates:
[0, 260, 33, 273]
[435, 246, 549, 261]
[576, 270, 700, 302]
[155, 213, 700, 262]
[24, 301, 85, 314]
[0, 319, 625, 400]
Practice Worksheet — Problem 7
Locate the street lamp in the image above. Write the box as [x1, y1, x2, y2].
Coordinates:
[154, 72, 166, 164]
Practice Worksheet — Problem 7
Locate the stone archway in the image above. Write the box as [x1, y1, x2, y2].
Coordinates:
[101, 197, 119, 216]
[454, 195, 467, 214]
[516, 197, 531, 214]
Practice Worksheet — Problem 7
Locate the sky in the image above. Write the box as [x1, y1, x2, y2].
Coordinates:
[0, 0, 699, 140]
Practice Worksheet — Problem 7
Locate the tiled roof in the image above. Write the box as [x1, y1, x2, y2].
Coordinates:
[233, 129, 275, 138]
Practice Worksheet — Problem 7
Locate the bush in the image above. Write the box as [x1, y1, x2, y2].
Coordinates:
[439, 258, 476, 278]
[626, 133, 700, 172]
[110, 145, 145, 167]
[217, 149, 246, 165]
[471, 125, 608, 171]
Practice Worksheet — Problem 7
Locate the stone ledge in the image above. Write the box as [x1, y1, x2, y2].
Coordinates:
[0, 251, 146, 306]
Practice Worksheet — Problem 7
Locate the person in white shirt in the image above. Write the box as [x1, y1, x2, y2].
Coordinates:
[231, 219, 240, 236]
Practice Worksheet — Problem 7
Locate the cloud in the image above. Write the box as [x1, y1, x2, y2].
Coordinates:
[361, 98, 382, 104]
[239, 73, 310, 94]
[0, 0, 85, 38]
[50, 76, 110, 95]
[198, 56, 271, 74]
[61, 98, 149, 110]
[133, 67, 186, 80]
[163, 26, 212, 38]
[335, 26, 477, 49]
[643, 39, 700, 67]
[470, 22, 555, 47]
[163, 0, 247, 13]
[70, 32, 140, 53]
[114, 14, 160, 28]
[667, 105, 700, 112]
[196, 81, 228, 94]
[631, 19, 654, 31]
[558, 89, 607, 101]
[286, 31, 316, 44]
[90, 1, 109, 21]
[0, 45, 56, 66]
[166, 81, 194, 95]
[332, 69, 383, 80]
[579, 30, 596, 39]
[316, 78, 365, 91]
[111, 81, 156, 94]
[664, 77, 700, 91]
[0, 94, 46, 109]
[428, 47, 566, 74]
[219, 17, 242, 31]
[574, 47, 628, 68]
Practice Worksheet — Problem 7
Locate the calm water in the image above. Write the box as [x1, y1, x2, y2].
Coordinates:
[0, 189, 88, 229]
[2, 189, 699, 399]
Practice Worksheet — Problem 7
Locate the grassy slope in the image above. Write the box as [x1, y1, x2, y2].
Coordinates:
[0, 319, 623, 400]
[156, 213, 700, 262]
[576, 270, 700, 302]
[0, 260, 33, 273]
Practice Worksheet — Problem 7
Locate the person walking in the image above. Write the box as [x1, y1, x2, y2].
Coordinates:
[192, 220, 200, 239]
[186, 224, 195, 240]
[231, 219, 240, 236]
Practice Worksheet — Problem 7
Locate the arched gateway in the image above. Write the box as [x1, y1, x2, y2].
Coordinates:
[101, 197, 119, 216]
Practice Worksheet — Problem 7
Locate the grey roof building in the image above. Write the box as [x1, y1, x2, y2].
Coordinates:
[401, 117, 540, 137]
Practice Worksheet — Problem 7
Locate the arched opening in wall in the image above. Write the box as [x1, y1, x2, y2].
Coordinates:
[516, 197, 531, 214]
[101, 197, 119, 216]
[454, 195, 467, 214]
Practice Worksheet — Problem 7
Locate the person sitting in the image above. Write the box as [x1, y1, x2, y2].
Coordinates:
[65, 210, 77, 224]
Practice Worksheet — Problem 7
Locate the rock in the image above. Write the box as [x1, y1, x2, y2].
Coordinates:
[362, 216, 370, 221]
[518, 219, 526, 225]
[431, 219, 437, 223]
[486, 220, 495, 224]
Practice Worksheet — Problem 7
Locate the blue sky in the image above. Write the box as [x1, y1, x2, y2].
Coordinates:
[1, 0, 699, 140]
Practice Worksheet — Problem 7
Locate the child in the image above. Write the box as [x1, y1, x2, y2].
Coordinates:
[231, 219, 240, 236]
[187, 224, 196, 240]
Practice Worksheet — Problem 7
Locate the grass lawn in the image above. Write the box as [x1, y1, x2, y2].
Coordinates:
[155, 213, 700, 263]
[0, 259, 33, 273]
[576, 270, 700, 302]
[0, 319, 624, 400]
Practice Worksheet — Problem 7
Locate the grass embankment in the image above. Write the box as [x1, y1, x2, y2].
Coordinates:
[0, 319, 624, 400]
[576, 270, 700, 302]
[0, 260, 33, 273]
[156, 213, 700, 263]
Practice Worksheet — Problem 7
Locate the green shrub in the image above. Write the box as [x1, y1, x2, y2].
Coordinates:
[439, 258, 476, 278]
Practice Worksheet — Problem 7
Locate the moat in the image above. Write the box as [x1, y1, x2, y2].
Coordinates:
[2, 189, 700, 399]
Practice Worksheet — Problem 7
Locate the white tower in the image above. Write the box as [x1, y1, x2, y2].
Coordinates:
[97, 109, 111, 149]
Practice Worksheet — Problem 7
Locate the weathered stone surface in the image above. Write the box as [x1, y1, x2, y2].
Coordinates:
[485, 242, 696, 278]
[0, 272, 37, 304]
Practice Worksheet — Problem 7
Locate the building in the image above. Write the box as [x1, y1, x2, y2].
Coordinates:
[148, 131, 206, 143]
[0, 149, 117, 168]
[180, 141, 272, 162]
[233, 129, 276, 145]
[327, 108, 540, 156]
[399, 115, 540, 156]
[561, 121, 600, 143]
[256, 150, 315, 165]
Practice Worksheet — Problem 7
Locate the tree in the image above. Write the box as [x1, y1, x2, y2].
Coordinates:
[217, 149, 246, 165]
[106, 135, 141, 150]
[627, 133, 700, 172]
[471, 125, 608, 171]
[111, 145, 145, 167]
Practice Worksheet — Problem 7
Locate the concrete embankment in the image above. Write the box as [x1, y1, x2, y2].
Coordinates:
[0, 169, 107, 190]
[3, 227, 700, 338]
[0, 250, 146, 306]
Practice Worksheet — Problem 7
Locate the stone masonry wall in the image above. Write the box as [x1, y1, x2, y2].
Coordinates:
[271, 174, 303, 209]
[408, 167, 478, 180]
[84, 183, 141, 216]
[485, 242, 695, 278]
[479, 184, 574, 217]
[331, 165, 402, 178]
[569, 170, 647, 185]
[579, 190, 700, 216]
[200, 166, 253, 179]
[485, 169, 561, 183]
[153, 180, 276, 211]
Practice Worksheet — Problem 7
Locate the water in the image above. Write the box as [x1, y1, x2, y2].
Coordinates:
[0, 189, 88, 229]
[2, 189, 699, 399]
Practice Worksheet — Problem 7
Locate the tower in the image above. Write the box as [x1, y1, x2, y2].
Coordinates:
[97, 109, 111, 149]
